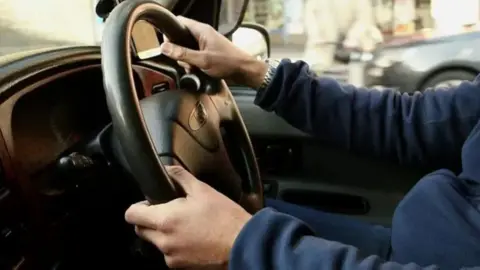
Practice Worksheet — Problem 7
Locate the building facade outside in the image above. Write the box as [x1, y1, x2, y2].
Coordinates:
[246, 0, 480, 39]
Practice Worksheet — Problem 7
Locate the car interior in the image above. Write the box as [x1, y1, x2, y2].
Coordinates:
[0, 0, 435, 269]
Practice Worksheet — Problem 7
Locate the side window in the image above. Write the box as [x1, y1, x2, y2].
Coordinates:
[238, 0, 386, 74]
[233, 0, 471, 91]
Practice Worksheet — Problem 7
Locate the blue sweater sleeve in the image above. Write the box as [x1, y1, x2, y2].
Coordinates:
[254, 59, 480, 167]
[229, 208, 478, 270]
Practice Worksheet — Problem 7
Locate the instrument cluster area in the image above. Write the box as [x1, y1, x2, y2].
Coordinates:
[9, 64, 176, 175]
[10, 68, 110, 174]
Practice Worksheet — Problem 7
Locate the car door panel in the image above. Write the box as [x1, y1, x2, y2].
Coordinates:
[231, 87, 426, 226]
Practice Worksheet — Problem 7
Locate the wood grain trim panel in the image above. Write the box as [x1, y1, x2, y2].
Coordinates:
[133, 65, 175, 97]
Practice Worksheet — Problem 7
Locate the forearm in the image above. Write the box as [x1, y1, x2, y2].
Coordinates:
[234, 57, 268, 89]
[253, 59, 480, 167]
[230, 209, 439, 270]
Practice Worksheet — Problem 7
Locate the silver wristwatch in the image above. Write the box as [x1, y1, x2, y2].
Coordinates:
[257, 58, 280, 92]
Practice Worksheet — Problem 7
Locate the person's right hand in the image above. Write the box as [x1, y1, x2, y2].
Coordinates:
[160, 16, 268, 88]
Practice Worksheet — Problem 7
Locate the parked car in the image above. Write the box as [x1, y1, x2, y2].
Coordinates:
[362, 30, 480, 92]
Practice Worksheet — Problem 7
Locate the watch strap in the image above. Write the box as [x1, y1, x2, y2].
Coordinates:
[257, 59, 280, 92]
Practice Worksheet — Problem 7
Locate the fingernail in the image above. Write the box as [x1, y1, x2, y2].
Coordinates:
[160, 43, 173, 56]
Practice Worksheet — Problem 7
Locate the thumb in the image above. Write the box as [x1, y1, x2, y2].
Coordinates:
[165, 165, 199, 194]
[160, 42, 208, 69]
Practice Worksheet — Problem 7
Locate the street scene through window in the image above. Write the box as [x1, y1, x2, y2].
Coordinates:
[1, 0, 480, 91]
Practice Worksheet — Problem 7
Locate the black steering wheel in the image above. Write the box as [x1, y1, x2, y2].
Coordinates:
[100, 0, 263, 213]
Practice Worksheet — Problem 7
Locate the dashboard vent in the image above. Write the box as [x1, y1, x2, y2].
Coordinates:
[152, 82, 169, 94]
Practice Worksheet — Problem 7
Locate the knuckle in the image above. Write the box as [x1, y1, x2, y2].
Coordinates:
[206, 24, 215, 32]
[172, 46, 187, 60]
[134, 225, 141, 235]
[201, 52, 213, 69]
[196, 180, 209, 192]
[167, 165, 186, 177]
[154, 239, 174, 255]
[124, 208, 132, 222]
[164, 257, 184, 269]
[154, 214, 176, 231]
[198, 33, 209, 48]
[198, 22, 212, 31]
[164, 257, 175, 268]
[134, 226, 149, 239]
[154, 237, 168, 250]
[124, 206, 137, 223]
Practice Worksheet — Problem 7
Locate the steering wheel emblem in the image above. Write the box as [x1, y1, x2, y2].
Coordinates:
[189, 101, 208, 130]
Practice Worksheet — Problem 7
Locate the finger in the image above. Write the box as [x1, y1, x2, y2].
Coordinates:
[125, 202, 158, 229]
[126, 199, 186, 231]
[160, 42, 208, 69]
[165, 166, 198, 194]
[137, 200, 150, 206]
[177, 60, 192, 73]
[135, 226, 174, 255]
[163, 34, 169, 43]
[176, 16, 210, 39]
[164, 255, 191, 269]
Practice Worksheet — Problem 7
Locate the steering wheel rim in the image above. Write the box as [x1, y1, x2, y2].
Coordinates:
[101, 0, 263, 211]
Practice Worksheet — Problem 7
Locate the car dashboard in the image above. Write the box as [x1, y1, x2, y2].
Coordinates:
[11, 68, 110, 173]
[0, 53, 179, 269]
[5, 63, 176, 174]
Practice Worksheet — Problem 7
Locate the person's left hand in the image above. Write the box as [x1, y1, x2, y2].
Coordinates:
[125, 166, 252, 269]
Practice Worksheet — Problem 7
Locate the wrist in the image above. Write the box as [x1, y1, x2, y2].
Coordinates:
[228, 211, 252, 250]
[235, 57, 268, 89]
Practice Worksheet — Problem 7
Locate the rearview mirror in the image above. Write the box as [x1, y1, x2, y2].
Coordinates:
[232, 23, 271, 60]
[218, 0, 249, 36]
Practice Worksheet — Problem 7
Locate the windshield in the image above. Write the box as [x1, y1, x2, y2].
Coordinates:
[0, 0, 101, 55]
[0, 0, 247, 56]
[2, 0, 477, 69]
